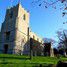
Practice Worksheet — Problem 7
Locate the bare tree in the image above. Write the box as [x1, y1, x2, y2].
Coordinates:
[57, 29, 67, 56]
[32, 0, 67, 18]
[32, 0, 67, 9]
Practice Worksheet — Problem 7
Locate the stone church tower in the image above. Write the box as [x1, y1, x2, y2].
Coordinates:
[0, 3, 30, 55]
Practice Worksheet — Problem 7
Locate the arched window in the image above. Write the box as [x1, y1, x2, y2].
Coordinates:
[9, 10, 13, 18]
[23, 14, 26, 20]
[5, 31, 10, 40]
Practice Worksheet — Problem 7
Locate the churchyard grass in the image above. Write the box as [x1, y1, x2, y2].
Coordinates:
[0, 54, 67, 67]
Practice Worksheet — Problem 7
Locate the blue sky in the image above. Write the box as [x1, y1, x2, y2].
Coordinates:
[0, 0, 67, 42]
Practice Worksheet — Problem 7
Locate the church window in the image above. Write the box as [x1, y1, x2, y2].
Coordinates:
[6, 31, 10, 40]
[9, 10, 13, 18]
[23, 14, 26, 20]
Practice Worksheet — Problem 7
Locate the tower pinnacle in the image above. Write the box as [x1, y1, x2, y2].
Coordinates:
[18, 0, 21, 4]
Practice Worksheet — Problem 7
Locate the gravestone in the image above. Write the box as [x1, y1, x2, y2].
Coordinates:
[44, 42, 54, 57]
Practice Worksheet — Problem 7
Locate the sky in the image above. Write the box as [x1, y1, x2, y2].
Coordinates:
[0, 0, 67, 43]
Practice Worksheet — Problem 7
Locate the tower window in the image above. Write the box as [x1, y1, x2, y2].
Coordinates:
[9, 10, 13, 18]
[6, 31, 10, 40]
[23, 14, 26, 20]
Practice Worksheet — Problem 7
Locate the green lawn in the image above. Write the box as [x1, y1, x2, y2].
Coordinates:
[0, 54, 67, 67]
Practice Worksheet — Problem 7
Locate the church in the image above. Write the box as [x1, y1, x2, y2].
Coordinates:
[0, 3, 43, 55]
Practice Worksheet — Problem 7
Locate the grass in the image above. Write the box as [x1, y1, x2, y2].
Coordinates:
[0, 54, 67, 67]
